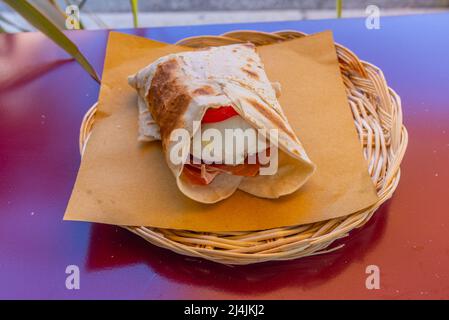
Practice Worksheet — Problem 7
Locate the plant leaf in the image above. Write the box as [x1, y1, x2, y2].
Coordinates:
[29, 0, 67, 29]
[3, 0, 100, 82]
[130, 0, 138, 28]
[336, 0, 343, 18]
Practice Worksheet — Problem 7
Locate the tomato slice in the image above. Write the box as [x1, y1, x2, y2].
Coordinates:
[201, 106, 238, 123]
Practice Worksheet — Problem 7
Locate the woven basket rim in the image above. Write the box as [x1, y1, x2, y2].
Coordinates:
[79, 30, 408, 265]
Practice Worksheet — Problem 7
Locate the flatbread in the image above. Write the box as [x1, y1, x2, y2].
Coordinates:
[128, 43, 315, 203]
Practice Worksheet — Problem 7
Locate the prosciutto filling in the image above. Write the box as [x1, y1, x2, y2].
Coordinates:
[182, 147, 270, 185]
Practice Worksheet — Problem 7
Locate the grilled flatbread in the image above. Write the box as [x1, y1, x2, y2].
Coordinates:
[128, 43, 315, 203]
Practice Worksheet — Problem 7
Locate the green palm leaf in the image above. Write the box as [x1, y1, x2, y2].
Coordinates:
[3, 0, 100, 82]
[130, 0, 139, 28]
[336, 0, 343, 18]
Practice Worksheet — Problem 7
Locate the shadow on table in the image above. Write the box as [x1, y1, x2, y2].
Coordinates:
[85, 202, 389, 294]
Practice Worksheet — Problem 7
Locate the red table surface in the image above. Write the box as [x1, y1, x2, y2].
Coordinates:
[1, 13, 449, 300]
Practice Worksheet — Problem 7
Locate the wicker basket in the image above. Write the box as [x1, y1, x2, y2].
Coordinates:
[80, 30, 408, 265]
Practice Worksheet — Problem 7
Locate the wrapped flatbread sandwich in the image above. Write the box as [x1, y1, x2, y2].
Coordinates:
[128, 43, 315, 203]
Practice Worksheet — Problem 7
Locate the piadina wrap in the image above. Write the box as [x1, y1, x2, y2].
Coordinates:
[128, 43, 316, 203]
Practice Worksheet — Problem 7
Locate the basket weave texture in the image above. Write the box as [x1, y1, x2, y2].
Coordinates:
[80, 30, 408, 265]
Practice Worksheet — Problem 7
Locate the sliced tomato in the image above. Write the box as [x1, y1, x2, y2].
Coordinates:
[201, 106, 238, 123]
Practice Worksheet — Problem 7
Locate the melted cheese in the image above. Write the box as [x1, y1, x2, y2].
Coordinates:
[190, 115, 268, 165]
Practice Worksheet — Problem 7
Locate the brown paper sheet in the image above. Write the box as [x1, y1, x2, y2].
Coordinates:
[64, 31, 378, 232]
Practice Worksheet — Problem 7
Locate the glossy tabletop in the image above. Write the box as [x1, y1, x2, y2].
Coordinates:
[1, 13, 449, 299]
